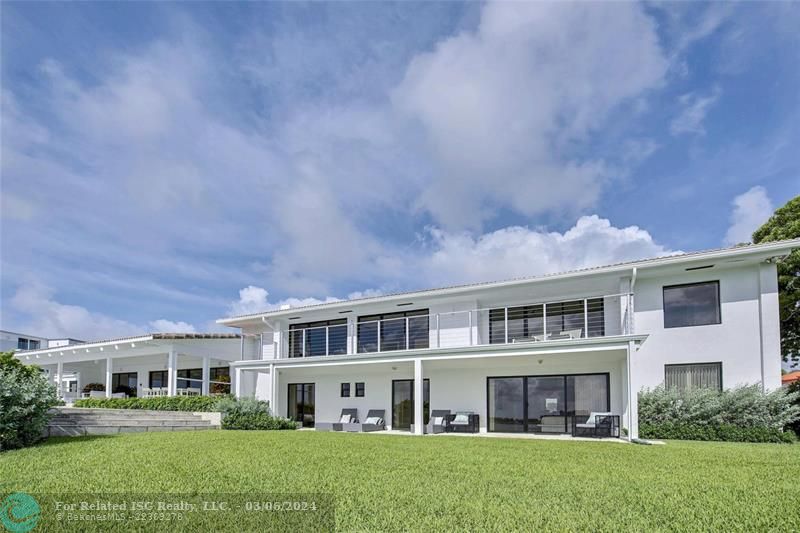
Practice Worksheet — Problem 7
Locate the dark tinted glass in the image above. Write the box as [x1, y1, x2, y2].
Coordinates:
[663, 282, 720, 328]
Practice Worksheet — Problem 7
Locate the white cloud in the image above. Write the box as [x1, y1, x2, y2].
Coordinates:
[670, 87, 721, 136]
[392, 2, 668, 228]
[228, 285, 341, 316]
[5, 283, 197, 341]
[724, 186, 773, 245]
[148, 319, 197, 333]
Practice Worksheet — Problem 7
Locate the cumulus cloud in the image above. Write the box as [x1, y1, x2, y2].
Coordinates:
[228, 285, 341, 316]
[670, 87, 721, 136]
[393, 1, 668, 227]
[724, 186, 774, 245]
[6, 283, 197, 341]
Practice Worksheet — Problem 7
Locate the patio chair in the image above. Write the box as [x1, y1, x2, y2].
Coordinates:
[316, 409, 359, 432]
[571, 412, 620, 438]
[110, 392, 126, 399]
[426, 410, 451, 434]
[89, 390, 106, 399]
[344, 409, 385, 432]
[186, 387, 201, 396]
[559, 328, 583, 340]
[447, 412, 479, 433]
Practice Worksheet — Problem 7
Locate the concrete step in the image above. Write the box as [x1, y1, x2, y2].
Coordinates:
[49, 418, 212, 427]
[47, 424, 216, 437]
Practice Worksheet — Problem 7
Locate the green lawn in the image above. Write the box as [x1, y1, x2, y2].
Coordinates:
[1, 431, 798, 531]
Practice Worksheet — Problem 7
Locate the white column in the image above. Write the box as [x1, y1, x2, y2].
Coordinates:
[413, 358, 424, 435]
[167, 349, 177, 396]
[626, 340, 638, 441]
[234, 367, 242, 398]
[202, 356, 210, 396]
[56, 360, 64, 399]
[269, 364, 277, 415]
[105, 357, 113, 398]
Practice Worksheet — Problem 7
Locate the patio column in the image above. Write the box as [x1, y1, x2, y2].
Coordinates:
[202, 356, 210, 396]
[105, 357, 113, 398]
[269, 364, 276, 414]
[167, 348, 177, 396]
[56, 360, 64, 399]
[626, 340, 639, 441]
[414, 358, 424, 435]
[234, 367, 242, 398]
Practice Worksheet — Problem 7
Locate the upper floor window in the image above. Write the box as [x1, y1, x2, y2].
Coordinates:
[663, 281, 720, 328]
[357, 309, 429, 353]
[289, 319, 348, 357]
[489, 298, 604, 343]
[17, 338, 40, 350]
[665, 363, 722, 392]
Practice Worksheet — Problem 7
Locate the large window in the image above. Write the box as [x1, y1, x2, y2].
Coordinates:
[17, 337, 40, 350]
[489, 298, 605, 343]
[148, 367, 230, 393]
[663, 281, 721, 328]
[665, 363, 722, 392]
[112, 372, 138, 396]
[288, 319, 348, 357]
[487, 373, 610, 433]
[358, 309, 429, 353]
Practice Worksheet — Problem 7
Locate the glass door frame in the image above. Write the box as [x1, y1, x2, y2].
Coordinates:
[391, 378, 430, 431]
[486, 372, 610, 434]
[287, 383, 315, 428]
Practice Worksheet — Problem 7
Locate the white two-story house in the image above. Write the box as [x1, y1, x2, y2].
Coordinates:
[220, 240, 798, 440]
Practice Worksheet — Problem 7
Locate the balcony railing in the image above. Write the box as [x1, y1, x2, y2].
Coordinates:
[268, 293, 634, 359]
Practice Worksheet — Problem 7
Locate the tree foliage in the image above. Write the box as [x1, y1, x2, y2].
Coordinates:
[752, 195, 800, 364]
[0, 351, 58, 450]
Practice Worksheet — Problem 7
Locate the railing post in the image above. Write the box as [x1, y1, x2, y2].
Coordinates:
[436, 314, 440, 348]
[377, 320, 382, 353]
[542, 303, 547, 340]
[325, 326, 329, 356]
[468, 310, 473, 346]
[302, 329, 307, 358]
[584, 299, 589, 339]
[405, 317, 410, 350]
[504, 307, 509, 344]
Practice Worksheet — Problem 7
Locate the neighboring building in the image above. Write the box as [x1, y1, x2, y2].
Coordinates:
[782, 371, 800, 388]
[14, 333, 243, 403]
[1, 330, 50, 352]
[217, 239, 799, 440]
[0, 330, 85, 352]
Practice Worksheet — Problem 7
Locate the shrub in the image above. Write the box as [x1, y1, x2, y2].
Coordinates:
[215, 396, 271, 416]
[639, 384, 800, 428]
[73, 395, 225, 412]
[788, 380, 800, 437]
[82, 383, 105, 393]
[222, 412, 297, 430]
[0, 351, 59, 451]
[640, 423, 796, 443]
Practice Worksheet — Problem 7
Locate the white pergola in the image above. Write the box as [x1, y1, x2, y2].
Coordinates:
[15, 333, 242, 400]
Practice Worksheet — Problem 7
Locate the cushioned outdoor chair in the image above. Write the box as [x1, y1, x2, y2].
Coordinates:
[344, 409, 386, 432]
[447, 412, 479, 433]
[571, 412, 620, 438]
[316, 408, 359, 432]
[427, 410, 451, 434]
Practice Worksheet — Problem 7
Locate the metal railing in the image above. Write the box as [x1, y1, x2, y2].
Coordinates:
[270, 293, 633, 358]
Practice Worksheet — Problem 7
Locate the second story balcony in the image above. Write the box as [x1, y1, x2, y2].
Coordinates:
[261, 293, 634, 360]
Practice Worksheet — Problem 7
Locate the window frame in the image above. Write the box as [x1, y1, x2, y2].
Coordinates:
[340, 382, 351, 397]
[662, 280, 721, 329]
[664, 362, 723, 392]
[355, 382, 365, 397]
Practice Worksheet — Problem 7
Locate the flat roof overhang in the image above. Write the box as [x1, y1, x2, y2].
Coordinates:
[230, 334, 648, 371]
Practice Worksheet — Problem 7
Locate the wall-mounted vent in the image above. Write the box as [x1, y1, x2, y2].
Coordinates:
[685, 264, 714, 271]
[338, 310, 353, 314]
[288, 316, 302, 320]
[396, 302, 414, 307]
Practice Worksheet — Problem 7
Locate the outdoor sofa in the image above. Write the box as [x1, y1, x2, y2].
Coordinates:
[571, 412, 620, 438]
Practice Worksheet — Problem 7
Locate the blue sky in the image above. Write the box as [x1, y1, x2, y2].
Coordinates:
[1, 1, 798, 341]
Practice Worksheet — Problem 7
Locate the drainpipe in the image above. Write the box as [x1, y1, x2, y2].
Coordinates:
[628, 267, 638, 334]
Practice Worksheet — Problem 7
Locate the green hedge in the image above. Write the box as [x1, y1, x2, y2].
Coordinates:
[1, 351, 59, 450]
[222, 412, 298, 430]
[73, 396, 225, 412]
[640, 422, 797, 443]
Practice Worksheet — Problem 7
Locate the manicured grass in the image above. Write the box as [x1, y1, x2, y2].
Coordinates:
[1, 431, 799, 531]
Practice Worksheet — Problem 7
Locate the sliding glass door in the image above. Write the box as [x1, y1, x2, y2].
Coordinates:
[487, 373, 609, 433]
[288, 383, 315, 428]
[391, 379, 430, 430]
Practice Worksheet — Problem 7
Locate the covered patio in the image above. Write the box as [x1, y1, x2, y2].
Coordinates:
[15, 333, 243, 403]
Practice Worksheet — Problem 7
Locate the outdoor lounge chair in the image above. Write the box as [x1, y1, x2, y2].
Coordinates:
[447, 412, 479, 433]
[344, 409, 386, 432]
[571, 412, 620, 438]
[316, 408, 359, 432]
[427, 410, 451, 434]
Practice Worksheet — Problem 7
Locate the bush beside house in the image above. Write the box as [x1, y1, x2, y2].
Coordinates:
[215, 397, 298, 430]
[0, 351, 59, 451]
[74, 395, 223, 412]
[639, 384, 800, 443]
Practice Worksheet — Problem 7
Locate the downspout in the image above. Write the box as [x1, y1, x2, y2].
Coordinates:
[629, 267, 638, 334]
